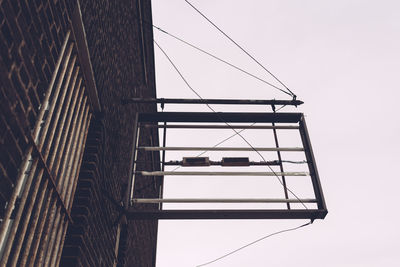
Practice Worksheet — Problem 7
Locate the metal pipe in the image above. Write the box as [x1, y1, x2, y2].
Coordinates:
[54, 220, 69, 267]
[271, 120, 291, 209]
[48, 217, 67, 267]
[36, 66, 85, 267]
[36, 204, 61, 266]
[0, 31, 71, 256]
[143, 124, 299, 129]
[17, 179, 50, 266]
[57, 95, 87, 199]
[139, 146, 304, 152]
[37, 44, 74, 150]
[29, 135, 72, 221]
[137, 171, 309, 176]
[8, 167, 44, 267]
[126, 113, 140, 208]
[299, 115, 327, 211]
[19, 49, 76, 267]
[31, 198, 57, 266]
[160, 160, 280, 166]
[42, 208, 63, 267]
[62, 84, 87, 210]
[51, 78, 84, 179]
[42, 55, 77, 161]
[26, 186, 53, 267]
[129, 126, 141, 205]
[66, 107, 91, 209]
[47, 68, 80, 173]
[139, 112, 303, 123]
[2, 127, 71, 265]
[123, 97, 304, 106]
[44, 102, 89, 265]
[62, 97, 89, 202]
[0, 160, 40, 266]
[126, 209, 327, 220]
[133, 198, 317, 203]
[160, 122, 167, 210]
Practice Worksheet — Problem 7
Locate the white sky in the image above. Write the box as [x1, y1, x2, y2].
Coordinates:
[151, 1, 400, 266]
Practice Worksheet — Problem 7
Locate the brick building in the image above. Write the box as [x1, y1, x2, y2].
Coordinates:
[0, 0, 160, 266]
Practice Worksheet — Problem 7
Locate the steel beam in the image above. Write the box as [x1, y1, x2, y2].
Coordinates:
[143, 124, 299, 129]
[137, 171, 309, 176]
[132, 198, 317, 203]
[123, 97, 304, 106]
[139, 112, 303, 123]
[161, 160, 280, 166]
[126, 209, 328, 220]
[139, 146, 304, 152]
[299, 115, 327, 211]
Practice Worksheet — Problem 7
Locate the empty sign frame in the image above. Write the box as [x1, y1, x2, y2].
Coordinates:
[126, 111, 327, 220]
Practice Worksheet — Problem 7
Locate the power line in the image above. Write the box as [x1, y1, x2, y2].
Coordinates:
[196, 221, 312, 267]
[154, 40, 307, 209]
[184, 0, 296, 98]
[152, 25, 290, 96]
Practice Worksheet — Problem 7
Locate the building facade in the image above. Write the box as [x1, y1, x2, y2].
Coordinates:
[0, 0, 159, 266]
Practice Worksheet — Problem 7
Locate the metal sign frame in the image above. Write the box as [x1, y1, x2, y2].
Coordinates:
[126, 111, 327, 220]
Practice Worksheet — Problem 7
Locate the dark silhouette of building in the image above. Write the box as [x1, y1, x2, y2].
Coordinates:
[0, 0, 159, 266]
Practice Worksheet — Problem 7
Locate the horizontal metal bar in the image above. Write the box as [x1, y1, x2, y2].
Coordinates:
[161, 160, 280, 166]
[143, 124, 299, 129]
[123, 98, 304, 106]
[136, 171, 309, 176]
[28, 135, 73, 223]
[138, 112, 303, 123]
[132, 198, 317, 203]
[139, 146, 304, 152]
[126, 209, 328, 220]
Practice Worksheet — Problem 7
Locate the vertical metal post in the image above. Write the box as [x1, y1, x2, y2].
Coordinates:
[271, 121, 290, 209]
[299, 115, 327, 210]
[159, 122, 167, 210]
[271, 105, 290, 209]
[126, 113, 140, 208]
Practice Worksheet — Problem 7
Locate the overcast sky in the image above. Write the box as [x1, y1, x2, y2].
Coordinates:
[151, 1, 400, 266]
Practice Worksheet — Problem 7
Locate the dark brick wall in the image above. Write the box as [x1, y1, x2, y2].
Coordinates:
[61, 0, 160, 266]
[0, 0, 73, 227]
[1, 0, 160, 266]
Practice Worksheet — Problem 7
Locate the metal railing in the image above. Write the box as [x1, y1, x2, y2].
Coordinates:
[0, 3, 100, 264]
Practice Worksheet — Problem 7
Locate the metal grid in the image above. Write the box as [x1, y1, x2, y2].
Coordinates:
[126, 111, 327, 220]
[0, 6, 99, 264]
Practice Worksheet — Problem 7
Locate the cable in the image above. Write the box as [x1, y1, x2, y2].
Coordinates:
[184, 0, 296, 98]
[152, 25, 289, 95]
[196, 221, 312, 267]
[154, 40, 307, 209]
[137, 15, 293, 97]
[275, 104, 287, 112]
[282, 160, 308, 164]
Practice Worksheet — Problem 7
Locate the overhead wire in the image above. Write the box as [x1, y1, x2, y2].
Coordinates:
[154, 40, 307, 209]
[151, 24, 290, 96]
[136, 16, 292, 97]
[184, 0, 296, 98]
[196, 221, 312, 267]
[169, 122, 256, 172]
[153, 4, 309, 264]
